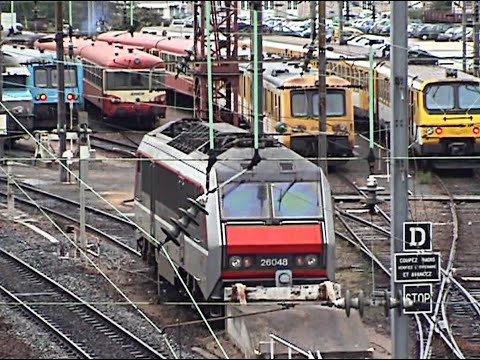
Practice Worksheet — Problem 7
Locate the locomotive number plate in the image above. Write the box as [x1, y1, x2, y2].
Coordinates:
[258, 256, 289, 268]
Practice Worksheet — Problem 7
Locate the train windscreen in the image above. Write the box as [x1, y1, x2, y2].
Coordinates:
[291, 89, 346, 117]
[221, 182, 322, 220]
[106, 71, 151, 90]
[34, 66, 78, 88]
[424, 82, 480, 113]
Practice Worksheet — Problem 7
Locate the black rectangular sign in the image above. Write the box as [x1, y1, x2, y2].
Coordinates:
[394, 253, 440, 283]
[403, 284, 433, 314]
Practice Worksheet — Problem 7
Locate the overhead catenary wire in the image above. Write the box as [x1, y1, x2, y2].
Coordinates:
[0, 164, 179, 359]
[0, 101, 230, 360]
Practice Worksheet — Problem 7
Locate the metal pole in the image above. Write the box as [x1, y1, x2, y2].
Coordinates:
[474, 1, 480, 76]
[338, 1, 344, 44]
[463, 0, 467, 72]
[10, 1, 14, 29]
[56, 1, 68, 183]
[0, 7, 4, 160]
[252, 1, 263, 139]
[87, 1, 93, 36]
[78, 114, 89, 254]
[206, 1, 214, 150]
[6, 161, 14, 218]
[318, 1, 328, 174]
[69, 1, 73, 27]
[130, 1, 134, 27]
[310, 1, 317, 44]
[390, 2, 409, 358]
[368, 45, 375, 174]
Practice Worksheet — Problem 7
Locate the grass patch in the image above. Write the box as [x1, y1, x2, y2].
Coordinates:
[416, 171, 432, 184]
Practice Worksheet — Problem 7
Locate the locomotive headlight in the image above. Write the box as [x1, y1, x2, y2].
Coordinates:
[305, 255, 318, 267]
[243, 256, 254, 268]
[295, 255, 305, 267]
[12, 106, 24, 114]
[335, 124, 348, 133]
[229, 256, 242, 269]
[426, 127, 434, 136]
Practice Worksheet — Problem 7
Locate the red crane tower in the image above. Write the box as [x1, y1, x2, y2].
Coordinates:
[193, 1, 240, 126]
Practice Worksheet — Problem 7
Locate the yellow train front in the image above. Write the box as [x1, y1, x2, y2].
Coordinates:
[406, 68, 480, 168]
[240, 61, 355, 163]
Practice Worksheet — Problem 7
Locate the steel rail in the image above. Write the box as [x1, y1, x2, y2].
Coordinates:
[0, 247, 166, 359]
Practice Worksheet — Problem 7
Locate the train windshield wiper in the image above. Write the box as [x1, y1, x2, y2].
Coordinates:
[222, 179, 246, 199]
[278, 179, 297, 208]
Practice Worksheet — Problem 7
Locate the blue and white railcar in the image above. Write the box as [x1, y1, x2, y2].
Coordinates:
[2, 45, 84, 130]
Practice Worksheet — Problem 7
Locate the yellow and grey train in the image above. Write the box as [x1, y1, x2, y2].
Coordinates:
[257, 39, 480, 167]
[239, 60, 356, 162]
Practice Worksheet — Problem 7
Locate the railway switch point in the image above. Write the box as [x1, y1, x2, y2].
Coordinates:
[358, 175, 385, 214]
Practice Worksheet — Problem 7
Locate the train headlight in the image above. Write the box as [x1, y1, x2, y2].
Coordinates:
[275, 122, 289, 134]
[38, 93, 48, 102]
[243, 256, 254, 268]
[305, 255, 318, 267]
[335, 124, 348, 133]
[110, 96, 121, 104]
[229, 256, 242, 269]
[474, 127, 480, 135]
[12, 106, 24, 114]
[295, 255, 305, 267]
[426, 127, 434, 136]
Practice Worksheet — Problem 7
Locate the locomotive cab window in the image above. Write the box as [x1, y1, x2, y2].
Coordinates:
[221, 182, 269, 219]
[424, 82, 480, 113]
[291, 89, 346, 117]
[425, 84, 454, 111]
[34, 69, 48, 87]
[51, 68, 78, 88]
[458, 83, 480, 110]
[314, 90, 346, 117]
[271, 182, 322, 218]
[106, 71, 150, 90]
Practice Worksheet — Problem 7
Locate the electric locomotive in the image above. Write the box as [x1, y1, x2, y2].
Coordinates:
[134, 118, 335, 311]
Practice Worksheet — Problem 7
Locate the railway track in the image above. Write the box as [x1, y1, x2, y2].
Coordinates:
[0, 247, 167, 359]
[427, 174, 480, 359]
[0, 177, 140, 257]
[334, 173, 480, 359]
[89, 134, 139, 157]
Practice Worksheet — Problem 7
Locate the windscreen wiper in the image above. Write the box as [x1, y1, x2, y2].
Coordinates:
[278, 179, 297, 209]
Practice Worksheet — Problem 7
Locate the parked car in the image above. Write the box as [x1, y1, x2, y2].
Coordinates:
[369, 19, 390, 34]
[436, 26, 462, 42]
[407, 23, 423, 38]
[346, 34, 389, 48]
[416, 24, 450, 41]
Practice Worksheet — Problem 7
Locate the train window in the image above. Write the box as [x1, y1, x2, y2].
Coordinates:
[150, 71, 165, 90]
[106, 71, 149, 90]
[458, 84, 480, 110]
[51, 68, 77, 87]
[313, 90, 346, 117]
[221, 183, 269, 219]
[2, 75, 26, 89]
[291, 93, 309, 116]
[271, 182, 322, 218]
[425, 84, 454, 111]
[34, 69, 48, 87]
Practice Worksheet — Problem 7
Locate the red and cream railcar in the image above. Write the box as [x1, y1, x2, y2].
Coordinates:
[36, 37, 167, 128]
[97, 32, 194, 98]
